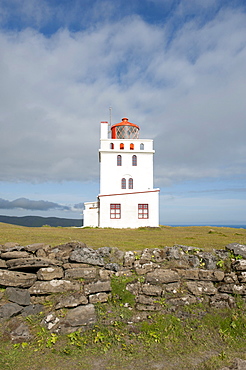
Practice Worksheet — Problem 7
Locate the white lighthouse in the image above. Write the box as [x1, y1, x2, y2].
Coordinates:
[83, 117, 160, 228]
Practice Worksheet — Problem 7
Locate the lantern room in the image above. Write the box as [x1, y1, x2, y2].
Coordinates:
[111, 117, 140, 139]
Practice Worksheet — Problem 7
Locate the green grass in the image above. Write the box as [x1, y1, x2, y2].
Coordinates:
[0, 223, 245, 251]
[1, 301, 246, 369]
[0, 223, 246, 369]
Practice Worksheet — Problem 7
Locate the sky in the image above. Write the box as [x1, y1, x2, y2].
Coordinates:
[0, 0, 246, 226]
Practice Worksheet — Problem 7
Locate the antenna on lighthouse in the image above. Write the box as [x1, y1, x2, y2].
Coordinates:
[108, 107, 112, 136]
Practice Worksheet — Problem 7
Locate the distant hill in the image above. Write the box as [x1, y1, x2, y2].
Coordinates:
[0, 215, 83, 227]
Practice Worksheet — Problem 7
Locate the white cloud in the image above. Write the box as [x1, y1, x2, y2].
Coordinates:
[0, 4, 245, 190]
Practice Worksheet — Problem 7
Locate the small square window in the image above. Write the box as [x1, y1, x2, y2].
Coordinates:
[110, 204, 121, 219]
[138, 204, 148, 219]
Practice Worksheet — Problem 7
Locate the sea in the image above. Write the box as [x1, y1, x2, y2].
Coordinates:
[167, 225, 246, 229]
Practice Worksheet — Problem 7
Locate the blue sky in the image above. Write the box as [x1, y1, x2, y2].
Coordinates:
[0, 0, 246, 225]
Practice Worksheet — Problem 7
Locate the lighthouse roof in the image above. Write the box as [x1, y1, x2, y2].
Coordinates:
[111, 118, 140, 139]
[111, 117, 140, 130]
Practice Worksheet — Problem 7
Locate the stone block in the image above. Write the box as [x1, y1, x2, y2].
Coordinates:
[166, 246, 183, 260]
[48, 244, 74, 262]
[84, 280, 111, 295]
[70, 247, 104, 266]
[141, 283, 162, 296]
[219, 284, 246, 295]
[146, 269, 179, 284]
[89, 292, 109, 304]
[6, 287, 30, 306]
[0, 270, 37, 288]
[63, 263, 91, 269]
[224, 273, 238, 284]
[123, 251, 135, 267]
[37, 267, 64, 280]
[109, 247, 125, 264]
[167, 295, 197, 306]
[238, 272, 246, 283]
[0, 303, 23, 319]
[198, 269, 224, 281]
[164, 282, 180, 294]
[188, 255, 200, 268]
[126, 282, 141, 295]
[65, 267, 97, 280]
[105, 263, 120, 272]
[178, 269, 199, 280]
[198, 252, 217, 270]
[136, 294, 159, 305]
[134, 261, 156, 275]
[63, 304, 97, 327]
[29, 279, 81, 294]
[22, 304, 44, 316]
[99, 269, 114, 281]
[42, 312, 60, 330]
[55, 293, 88, 309]
[186, 281, 217, 295]
[1, 251, 30, 259]
[226, 243, 246, 258]
[233, 260, 246, 271]
[0, 259, 7, 268]
[6, 257, 60, 270]
[209, 294, 234, 309]
[139, 248, 154, 263]
[25, 243, 50, 252]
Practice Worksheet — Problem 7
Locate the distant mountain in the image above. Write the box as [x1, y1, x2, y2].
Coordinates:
[0, 215, 83, 227]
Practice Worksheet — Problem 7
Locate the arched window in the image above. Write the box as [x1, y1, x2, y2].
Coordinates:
[130, 143, 134, 150]
[121, 178, 126, 189]
[140, 143, 144, 150]
[117, 155, 122, 166]
[120, 143, 124, 150]
[110, 143, 114, 149]
[132, 155, 137, 166]
[129, 178, 133, 189]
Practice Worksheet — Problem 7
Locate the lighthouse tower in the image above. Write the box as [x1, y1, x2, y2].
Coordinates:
[83, 117, 160, 228]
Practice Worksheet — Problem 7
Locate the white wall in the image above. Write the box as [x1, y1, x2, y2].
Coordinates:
[99, 139, 155, 195]
[83, 201, 99, 227]
[99, 190, 159, 228]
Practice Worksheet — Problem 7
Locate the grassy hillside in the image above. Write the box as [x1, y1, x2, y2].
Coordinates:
[0, 223, 245, 251]
[0, 215, 82, 227]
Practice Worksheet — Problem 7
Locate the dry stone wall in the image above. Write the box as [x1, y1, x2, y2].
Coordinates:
[0, 241, 246, 337]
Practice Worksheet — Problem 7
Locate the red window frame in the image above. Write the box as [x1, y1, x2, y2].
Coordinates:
[120, 143, 124, 150]
[117, 155, 122, 166]
[128, 178, 133, 189]
[138, 204, 148, 219]
[130, 143, 134, 150]
[132, 155, 137, 166]
[110, 204, 121, 219]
